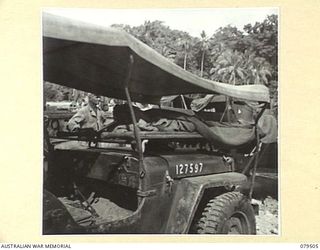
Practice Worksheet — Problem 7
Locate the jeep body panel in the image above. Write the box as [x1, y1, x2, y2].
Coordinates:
[164, 172, 247, 233]
[44, 146, 244, 233]
[44, 170, 246, 234]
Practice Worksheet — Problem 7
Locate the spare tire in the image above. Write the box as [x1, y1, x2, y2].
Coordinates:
[193, 191, 256, 234]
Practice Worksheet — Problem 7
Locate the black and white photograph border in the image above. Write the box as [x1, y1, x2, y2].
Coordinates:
[42, 7, 279, 235]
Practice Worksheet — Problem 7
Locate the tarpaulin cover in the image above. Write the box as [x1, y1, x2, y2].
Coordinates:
[186, 117, 255, 147]
[188, 112, 277, 146]
[111, 106, 276, 146]
[257, 112, 278, 143]
[43, 13, 270, 104]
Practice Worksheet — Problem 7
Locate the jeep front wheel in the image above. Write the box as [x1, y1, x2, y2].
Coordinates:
[193, 192, 256, 234]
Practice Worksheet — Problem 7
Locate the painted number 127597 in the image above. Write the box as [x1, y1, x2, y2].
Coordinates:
[175, 163, 203, 175]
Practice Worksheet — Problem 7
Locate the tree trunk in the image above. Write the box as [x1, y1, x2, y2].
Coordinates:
[201, 51, 205, 77]
[226, 96, 231, 122]
[184, 53, 187, 70]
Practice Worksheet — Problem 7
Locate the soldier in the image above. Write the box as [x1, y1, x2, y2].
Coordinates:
[67, 93, 105, 132]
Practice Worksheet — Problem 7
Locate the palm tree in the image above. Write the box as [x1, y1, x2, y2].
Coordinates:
[197, 31, 211, 77]
[244, 52, 272, 85]
[209, 49, 246, 122]
[210, 49, 246, 85]
[176, 36, 193, 109]
[177, 37, 192, 70]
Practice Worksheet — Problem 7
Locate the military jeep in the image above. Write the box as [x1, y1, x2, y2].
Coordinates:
[42, 13, 276, 234]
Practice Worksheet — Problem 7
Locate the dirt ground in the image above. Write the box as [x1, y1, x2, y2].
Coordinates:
[251, 174, 279, 235]
[254, 196, 279, 235]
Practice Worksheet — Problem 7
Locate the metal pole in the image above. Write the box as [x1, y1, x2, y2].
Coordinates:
[249, 134, 260, 200]
[180, 95, 187, 109]
[123, 54, 146, 178]
[248, 103, 267, 199]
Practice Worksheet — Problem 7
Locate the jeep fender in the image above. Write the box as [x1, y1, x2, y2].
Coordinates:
[164, 172, 247, 233]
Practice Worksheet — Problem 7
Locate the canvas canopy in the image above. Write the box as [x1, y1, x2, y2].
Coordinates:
[43, 13, 270, 104]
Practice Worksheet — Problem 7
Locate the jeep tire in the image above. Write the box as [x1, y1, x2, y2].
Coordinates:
[193, 191, 256, 234]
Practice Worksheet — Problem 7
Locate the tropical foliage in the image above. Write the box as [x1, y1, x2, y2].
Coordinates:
[111, 14, 278, 113]
[45, 14, 278, 113]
